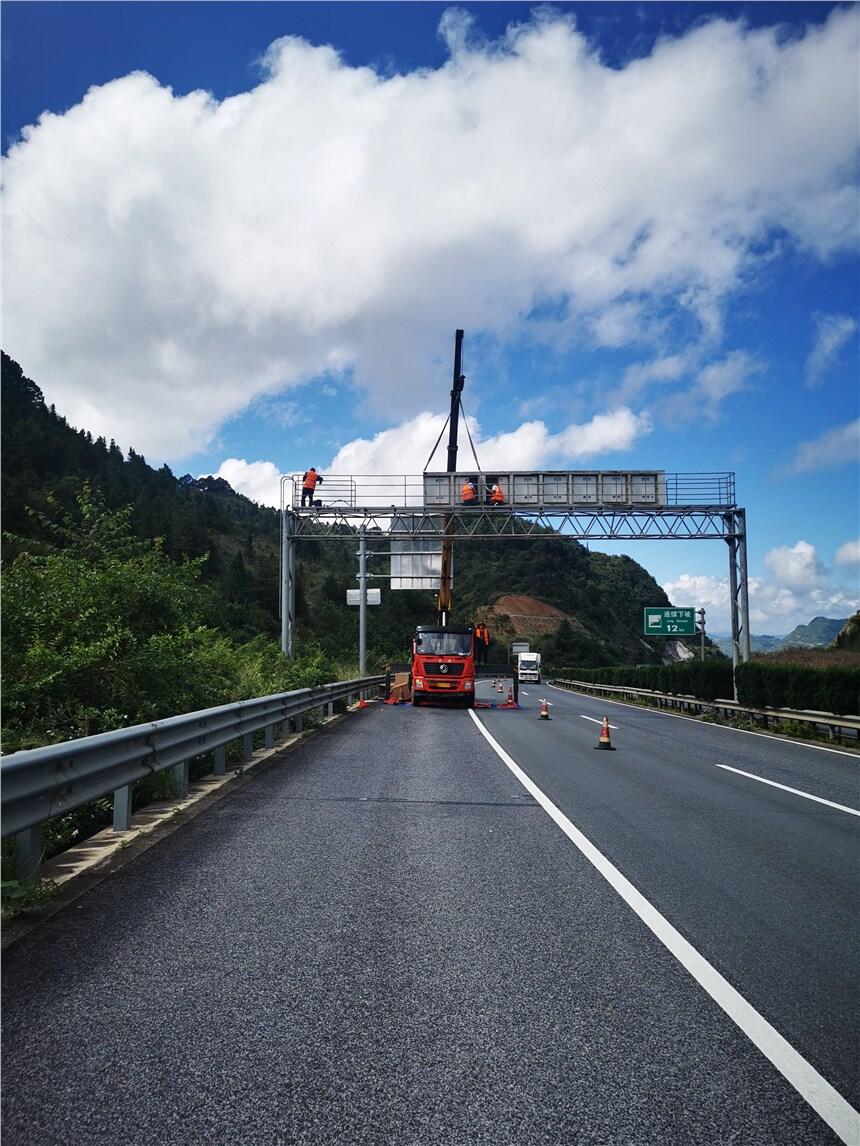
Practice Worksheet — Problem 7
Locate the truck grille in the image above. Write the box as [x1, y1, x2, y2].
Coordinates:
[423, 663, 464, 677]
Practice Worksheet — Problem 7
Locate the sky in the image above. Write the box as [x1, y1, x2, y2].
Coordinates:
[2, 1, 858, 635]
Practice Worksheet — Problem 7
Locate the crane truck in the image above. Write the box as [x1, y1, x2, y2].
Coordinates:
[411, 330, 477, 708]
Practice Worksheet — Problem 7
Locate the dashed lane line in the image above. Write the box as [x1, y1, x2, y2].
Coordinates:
[579, 715, 619, 729]
[469, 708, 860, 1145]
[716, 764, 860, 818]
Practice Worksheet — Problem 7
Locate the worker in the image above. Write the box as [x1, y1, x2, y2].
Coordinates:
[490, 482, 505, 505]
[461, 478, 478, 506]
[301, 467, 323, 507]
[476, 622, 491, 664]
[474, 623, 485, 663]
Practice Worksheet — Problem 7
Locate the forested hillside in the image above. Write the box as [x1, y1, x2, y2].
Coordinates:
[2, 349, 712, 751]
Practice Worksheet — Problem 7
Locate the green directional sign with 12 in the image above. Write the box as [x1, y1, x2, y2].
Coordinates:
[643, 607, 696, 636]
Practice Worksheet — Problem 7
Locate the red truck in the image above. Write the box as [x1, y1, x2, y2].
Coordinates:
[411, 625, 475, 708]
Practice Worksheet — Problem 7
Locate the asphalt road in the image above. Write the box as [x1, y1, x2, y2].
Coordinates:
[3, 692, 857, 1144]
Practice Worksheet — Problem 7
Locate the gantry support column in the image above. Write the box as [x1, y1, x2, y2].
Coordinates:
[358, 528, 367, 675]
[725, 508, 750, 700]
[281, 509, 296, 660]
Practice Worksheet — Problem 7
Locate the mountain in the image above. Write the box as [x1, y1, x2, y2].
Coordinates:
[714, 633, 783, 656]
[715, 617, 851, 657]
[781, 617, 850, 648]
[1, 351, 714, 669]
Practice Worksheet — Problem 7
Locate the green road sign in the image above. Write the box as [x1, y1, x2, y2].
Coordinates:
[644, 607, 696, 636]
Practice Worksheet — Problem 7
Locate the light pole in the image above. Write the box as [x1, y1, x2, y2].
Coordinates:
[697, 607, 706, 662]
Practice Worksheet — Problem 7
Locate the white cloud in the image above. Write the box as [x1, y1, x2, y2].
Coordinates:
[805, 312, 858, 388]
[777, 418, 860, 477]
[667, 351, 765, 422]
[763, 539, 826, 591]
[206, 458, 282, 507]
[3, 7, 858, 459]
[663, 539, 859, 634]
[835, 538, 860, 567]
[328, 407, 651, 473]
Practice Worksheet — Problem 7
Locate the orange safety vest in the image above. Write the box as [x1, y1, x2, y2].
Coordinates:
[461, 482, 476, 500]
[490, 486, 505, 504]
[482, 625, 491, 644]
[303, 470, 319, 490]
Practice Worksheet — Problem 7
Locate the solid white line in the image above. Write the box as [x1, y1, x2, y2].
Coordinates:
[716, 764, 860, 818]
[580, 715, 619, 729]
[468, 709, 860, 1144]
[545, 683, 859, 758]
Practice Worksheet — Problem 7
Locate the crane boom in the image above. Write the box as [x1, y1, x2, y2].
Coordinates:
[437, 330, 464, 625]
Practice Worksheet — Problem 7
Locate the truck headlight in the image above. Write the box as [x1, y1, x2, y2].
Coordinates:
[414, 677, 424, 689]
[464, 680, 473, 690]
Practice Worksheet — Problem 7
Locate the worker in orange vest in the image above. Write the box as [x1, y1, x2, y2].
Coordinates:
[475, 622, 491, 664]
[301, 467, 323, 506]
[461, 479, 478, 506]
[490, 482, 505, 505]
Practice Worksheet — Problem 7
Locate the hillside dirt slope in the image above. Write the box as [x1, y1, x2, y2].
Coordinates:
[478, 594, 588, 638]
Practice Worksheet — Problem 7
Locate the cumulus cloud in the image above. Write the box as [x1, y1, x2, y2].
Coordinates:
[835, 538, 860, 567]
[663, 538, 859, 634]
[805, 312, 858, 388]
[328, 407, 651, 473]
[763, 539, 826, 590]
[208, 458, 282, 507]
[777, 418, 860, 477]
[3, 6, 858, 459]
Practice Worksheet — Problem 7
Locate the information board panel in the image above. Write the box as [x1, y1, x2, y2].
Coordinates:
[643, 607, 696, 635]
[347, 589, 381, 606]
[390, 514, 445, 589]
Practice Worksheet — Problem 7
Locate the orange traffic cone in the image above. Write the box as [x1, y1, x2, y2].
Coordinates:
[595, 716, 615, 750]
[506, 687, 514, 704]
[538, 698, 550, 720]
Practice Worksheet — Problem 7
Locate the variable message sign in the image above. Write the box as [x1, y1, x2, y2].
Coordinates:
[643, 607, 696, 636]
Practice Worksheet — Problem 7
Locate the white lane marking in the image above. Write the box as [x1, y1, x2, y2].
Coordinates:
[520, 691, 529, 696]
[716, 764, 860, 818]
[468, 709, 860, 1144]
[545, 683, 859, 759]
[579, 715, 619, 729]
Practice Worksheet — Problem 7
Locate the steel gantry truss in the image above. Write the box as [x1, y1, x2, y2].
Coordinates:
[280, 472, 752, 685]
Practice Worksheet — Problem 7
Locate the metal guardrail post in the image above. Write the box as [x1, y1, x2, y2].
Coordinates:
[214, 745, 226, 776]
[15, 827, 42, 880]
[295, 714, 304, 734]
[265, 726, 274, 750]
[172, 761, 189, 798]
[242, 734, 254, 762]
[113, 785, 133, 831]
[327, 702, 334, 718]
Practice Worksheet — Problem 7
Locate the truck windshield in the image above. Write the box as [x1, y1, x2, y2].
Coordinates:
[416, 632, 472, 656]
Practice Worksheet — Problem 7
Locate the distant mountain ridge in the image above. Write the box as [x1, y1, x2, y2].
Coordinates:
[715, 616, 849, 657]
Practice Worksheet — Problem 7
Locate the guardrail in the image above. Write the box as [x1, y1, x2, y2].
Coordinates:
[553, 678, 860, 743]
[1, 675, 386, 878]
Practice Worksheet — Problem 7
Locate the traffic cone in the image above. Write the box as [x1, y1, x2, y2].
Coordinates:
[358, 698, 368, 710]
[506, 687, 514, 704]
[594, 716, 615, 750]
[538, 698, 550, 720]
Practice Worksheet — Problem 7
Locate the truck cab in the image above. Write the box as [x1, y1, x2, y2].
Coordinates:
[517, 652, 542, 683]
[411, 625, 475, 708]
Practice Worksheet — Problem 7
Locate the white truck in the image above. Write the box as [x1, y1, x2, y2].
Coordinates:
[517, 652, 542, 683]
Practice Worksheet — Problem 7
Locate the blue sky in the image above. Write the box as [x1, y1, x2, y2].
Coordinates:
[2, 2, 858, 633]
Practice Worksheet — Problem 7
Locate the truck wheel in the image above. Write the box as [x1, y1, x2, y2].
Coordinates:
[412, 695, 422, 707]
[463, 695, 475, 709]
